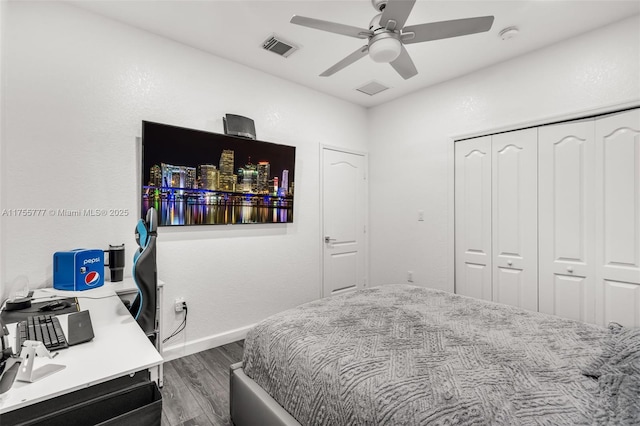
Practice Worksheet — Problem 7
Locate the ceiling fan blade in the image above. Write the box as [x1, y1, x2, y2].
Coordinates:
[320, 45, 369, 77]
[390, 45, 417, 80]
[291, 15, 373, 39]
[402, 16, 494, 44]
[380, 0, 416, 31]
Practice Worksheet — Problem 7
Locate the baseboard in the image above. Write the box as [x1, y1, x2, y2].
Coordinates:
[162, 323, 255, 362]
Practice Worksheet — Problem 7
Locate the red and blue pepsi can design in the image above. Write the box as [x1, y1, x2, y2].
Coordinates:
[53, 249, 104, 291]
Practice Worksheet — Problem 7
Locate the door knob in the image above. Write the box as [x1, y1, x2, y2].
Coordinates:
[324, 236, 336, 243]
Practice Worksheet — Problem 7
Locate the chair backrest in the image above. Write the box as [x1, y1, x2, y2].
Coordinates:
[131, 208, 158, 336]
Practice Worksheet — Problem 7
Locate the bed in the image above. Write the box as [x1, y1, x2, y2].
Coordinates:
[230, 284, 640, 425]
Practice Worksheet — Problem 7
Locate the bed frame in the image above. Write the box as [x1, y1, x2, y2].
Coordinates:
[229, 362, 300, 426]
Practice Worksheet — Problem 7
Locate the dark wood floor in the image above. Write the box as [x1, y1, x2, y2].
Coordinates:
[160, 341, 244, 426]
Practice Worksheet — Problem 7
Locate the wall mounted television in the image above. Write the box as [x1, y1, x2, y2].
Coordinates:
[141, 121, 295, 226]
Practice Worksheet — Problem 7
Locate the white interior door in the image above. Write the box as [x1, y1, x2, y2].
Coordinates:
[455, 136, 492, 301]
[492, 129, 538, 311]
[322, 147, 367, 297]
[595, 109, 640, 327]
[539, 120, 595, 322]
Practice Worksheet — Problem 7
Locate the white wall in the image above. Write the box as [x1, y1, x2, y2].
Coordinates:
[367, 14, 640, 292]
[0, 1, 368, 358]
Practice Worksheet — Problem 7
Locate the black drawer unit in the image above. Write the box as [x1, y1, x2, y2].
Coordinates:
[1, 372, 162, 426]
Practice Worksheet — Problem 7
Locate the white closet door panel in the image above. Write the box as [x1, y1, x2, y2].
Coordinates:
[494, 267, 525, 308]
[595, 109, 640, 326]
[459, 263, 491, 300]
[602, 280, 640, 327]
[492, 129, 538, 311]
[551, 275, 589, 321]
[455, 136, 492, 301]
[538, 120, 595, 322]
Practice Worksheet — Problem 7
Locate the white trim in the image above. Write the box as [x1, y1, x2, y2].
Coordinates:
[162, 323, 255, 362]
[451, 99, 640, 141]
[318, 144, 325, 300]
[446, 138, 456, 293]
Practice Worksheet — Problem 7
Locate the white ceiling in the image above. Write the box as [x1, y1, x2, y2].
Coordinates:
[68, 0, 640, 108]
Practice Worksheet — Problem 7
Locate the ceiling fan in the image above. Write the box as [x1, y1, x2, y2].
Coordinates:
[290, 0, 494, 80]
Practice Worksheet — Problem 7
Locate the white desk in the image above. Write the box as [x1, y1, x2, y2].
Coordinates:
[0, 286, 163, 414]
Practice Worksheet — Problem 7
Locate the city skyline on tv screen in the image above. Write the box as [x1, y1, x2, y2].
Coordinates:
[141, 121, 295, 226]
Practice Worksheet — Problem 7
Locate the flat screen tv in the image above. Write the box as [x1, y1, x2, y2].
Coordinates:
[141, 121, 295, 226]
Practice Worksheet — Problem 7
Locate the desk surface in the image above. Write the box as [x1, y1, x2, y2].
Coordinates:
[0, 286, 163, 414]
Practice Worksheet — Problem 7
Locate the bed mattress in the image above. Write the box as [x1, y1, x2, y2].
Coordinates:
[242, 284, 640, 425]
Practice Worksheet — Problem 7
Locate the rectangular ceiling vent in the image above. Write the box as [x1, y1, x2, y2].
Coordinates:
[356, 81, 390, 96]
[262, 34, 298, 58]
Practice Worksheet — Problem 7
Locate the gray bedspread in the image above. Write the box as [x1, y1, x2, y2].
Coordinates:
[243, 284, 640, 425]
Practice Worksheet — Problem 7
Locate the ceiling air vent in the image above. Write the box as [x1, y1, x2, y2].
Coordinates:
[262, 34, 298, 58]
[356, 81, 389, 96]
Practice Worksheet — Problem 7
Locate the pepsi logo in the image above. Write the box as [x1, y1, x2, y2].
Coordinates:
[85, 271, 101, 286]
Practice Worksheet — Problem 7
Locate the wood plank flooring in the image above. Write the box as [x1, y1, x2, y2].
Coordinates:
[160, 341, 244, 426]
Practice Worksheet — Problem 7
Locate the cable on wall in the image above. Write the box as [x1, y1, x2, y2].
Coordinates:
[163, 302, 188, 344]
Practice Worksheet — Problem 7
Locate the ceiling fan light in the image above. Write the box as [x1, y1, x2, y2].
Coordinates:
[368, 37, 401, 63]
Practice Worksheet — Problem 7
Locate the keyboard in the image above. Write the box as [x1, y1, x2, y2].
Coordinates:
[15, 314, 69, 351]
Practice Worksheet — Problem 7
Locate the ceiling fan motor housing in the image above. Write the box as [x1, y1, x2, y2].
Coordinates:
[368, 12, 401, 63]
[369, 14, 387, 33]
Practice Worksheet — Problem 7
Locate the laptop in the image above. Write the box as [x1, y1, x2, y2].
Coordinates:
[67, 310, 94, 346]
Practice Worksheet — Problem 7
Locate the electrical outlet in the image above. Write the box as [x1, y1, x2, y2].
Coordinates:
[407, 271, 414, 282]
[174, 297, 185, 312]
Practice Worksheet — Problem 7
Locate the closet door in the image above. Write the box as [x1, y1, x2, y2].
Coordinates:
[595, 109, 640, 327]
[455, 136, 492, 301]
[492, 129, 538, 311]
[538, 120, 595, 322]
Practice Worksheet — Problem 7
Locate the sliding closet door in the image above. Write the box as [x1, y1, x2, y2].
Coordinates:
[455, 136, 492, 301]
[538, 120, 595, 322]
[595, 109, 640, 327]
[491, 129, 538, 311]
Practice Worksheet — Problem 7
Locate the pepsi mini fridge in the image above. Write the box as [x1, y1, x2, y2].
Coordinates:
[53, 249, 105, 291]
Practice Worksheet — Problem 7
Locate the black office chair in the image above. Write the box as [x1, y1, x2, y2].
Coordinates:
[131, 208, 158, 338]
[0, 318, 20, 394]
